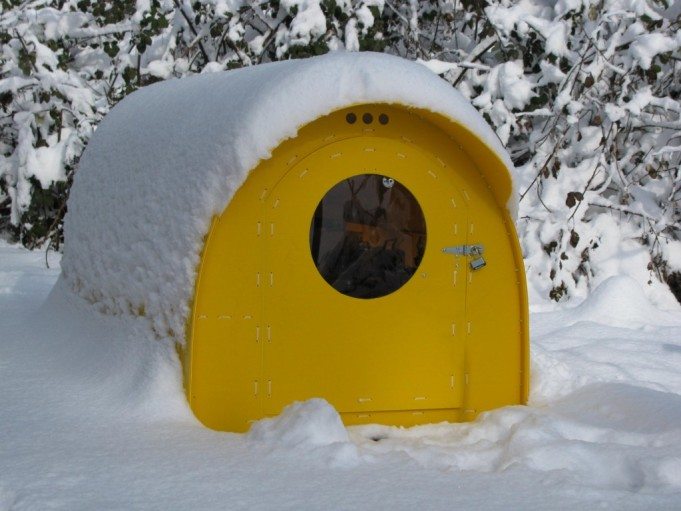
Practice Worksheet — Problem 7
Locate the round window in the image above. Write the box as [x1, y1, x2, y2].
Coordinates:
[309, 174, 427, 299]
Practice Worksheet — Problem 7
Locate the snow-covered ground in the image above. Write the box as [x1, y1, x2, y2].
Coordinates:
[2, 241, 681, 510]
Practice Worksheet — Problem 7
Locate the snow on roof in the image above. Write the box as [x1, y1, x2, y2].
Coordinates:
[61, 51, 516, 339]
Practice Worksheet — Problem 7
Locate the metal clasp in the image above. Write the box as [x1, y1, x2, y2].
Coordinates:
[442, 244, 486, 271]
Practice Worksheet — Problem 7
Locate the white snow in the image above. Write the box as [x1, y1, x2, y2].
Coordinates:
[247, 399, 351, 448]
[28, 141, 68, 188]
[629, 33, 679, 70]
[61, 51, 517, 343]
[281, 0, 327, 48]
[2, 242, 681, 509]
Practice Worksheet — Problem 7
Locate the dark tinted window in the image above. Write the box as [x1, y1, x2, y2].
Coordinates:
[310, 174, 426, 299]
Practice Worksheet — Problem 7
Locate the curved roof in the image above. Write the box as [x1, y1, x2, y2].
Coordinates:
[61, 51, 517, 340]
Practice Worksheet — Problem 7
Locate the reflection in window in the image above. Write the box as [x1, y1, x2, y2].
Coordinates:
[310, 174, 426, 299]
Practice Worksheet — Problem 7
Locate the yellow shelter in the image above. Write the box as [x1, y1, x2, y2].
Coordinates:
[62, 52, 528, 433]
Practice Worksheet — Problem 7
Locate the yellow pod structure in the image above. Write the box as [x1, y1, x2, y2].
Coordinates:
[183, 104, 529, 432]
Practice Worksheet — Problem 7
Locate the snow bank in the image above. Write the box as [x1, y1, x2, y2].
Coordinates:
[61, 51, 516, 342]
[350, 383, 681, 492]
[4, 244, 681, 508]
[247, 399, 348, 447]
[530, 276, 681, 404]
[34, 279, 191, 422]
[247, 398, 362, 467]
[562, 275, 681, 329]
[244, 385, 681, 493]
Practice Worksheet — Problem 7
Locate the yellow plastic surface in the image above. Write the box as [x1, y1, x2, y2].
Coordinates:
[184, 104, 529, 432]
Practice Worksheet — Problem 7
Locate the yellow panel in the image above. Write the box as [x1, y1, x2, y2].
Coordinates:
[184, 104, 529, 432]
[262, 134, 468, 417]
[187, 176, 264, 432]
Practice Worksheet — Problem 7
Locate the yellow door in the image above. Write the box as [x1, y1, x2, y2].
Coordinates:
[261, 135, 470, 425]
[186, 104, 528, 432]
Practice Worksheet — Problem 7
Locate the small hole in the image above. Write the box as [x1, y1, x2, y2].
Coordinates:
[346, 113, 357, 124]
[379, 114, 389, 125]
[362, 113, 373, 124]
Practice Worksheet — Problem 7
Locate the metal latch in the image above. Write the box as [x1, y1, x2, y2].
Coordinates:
[442, 244, 484, 256]
[442, 244, 486, 271]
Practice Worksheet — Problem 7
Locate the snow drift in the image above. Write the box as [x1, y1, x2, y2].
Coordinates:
[3, 241, 681, 508]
